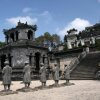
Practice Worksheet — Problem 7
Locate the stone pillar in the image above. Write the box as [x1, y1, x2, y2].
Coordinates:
[44, 56, 48, 68]
[40, 55, 43, 64]
[5, 35, 7, 44]
[86, 47, 89, 53]
[33, 32, 35, 41]
[30, 54, 35, 75]
[8, 35, 10, 43]
[67, 41, 72, 49]
[91, 37, 95, 44]
[14, 33, 16, 41]
[31, 54, 35, 68]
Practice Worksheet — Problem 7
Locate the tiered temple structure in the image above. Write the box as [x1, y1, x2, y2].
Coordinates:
[0, 21, 49, 79]
[64, 23, 100, 49]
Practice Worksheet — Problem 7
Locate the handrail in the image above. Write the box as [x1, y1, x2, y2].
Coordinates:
[70, 51, 87, 73]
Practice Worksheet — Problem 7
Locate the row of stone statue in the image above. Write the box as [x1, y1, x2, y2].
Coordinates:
[2, 60, 70, 91]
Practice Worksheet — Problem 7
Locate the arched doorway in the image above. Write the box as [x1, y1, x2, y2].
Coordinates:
[10, 33, 14, 42]
[43, 55, 45, 64]
[0, 55, 6, 69]
[27, 30, 33, 40]
[35, 52, 40, 72]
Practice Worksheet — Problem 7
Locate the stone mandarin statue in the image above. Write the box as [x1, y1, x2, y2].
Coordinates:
[53, 63, 60, 86]
[64, 64, 70, 84]
[39, 63, 47, 87]
[23, 61, 31, 88]
[2, 60, 12, 91]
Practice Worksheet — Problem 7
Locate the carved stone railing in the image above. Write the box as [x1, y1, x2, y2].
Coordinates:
[70, 51, 87, 73]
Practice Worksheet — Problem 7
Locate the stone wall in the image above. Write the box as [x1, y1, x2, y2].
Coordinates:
[11, 48, 28, 67]
[49, 56, 79, 72]
[11, 47, 48, 67]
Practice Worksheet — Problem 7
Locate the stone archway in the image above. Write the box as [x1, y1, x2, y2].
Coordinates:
[27, 30, 33, 40]
[10, 33, 14, 42]
[35, 52, 41, 72]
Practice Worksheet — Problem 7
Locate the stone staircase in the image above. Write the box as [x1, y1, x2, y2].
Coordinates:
[70, 51, 100, 79]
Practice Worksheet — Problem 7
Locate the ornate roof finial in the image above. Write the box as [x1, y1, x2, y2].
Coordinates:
[18, 20, 21, 26]
[25, 21, 27, 25]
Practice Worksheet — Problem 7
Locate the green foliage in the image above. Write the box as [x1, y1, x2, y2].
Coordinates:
[0, 41, 6, 48]
[35, 32, 60, 46]
[52, 34, 60, 44]
[35, 35, 44, 45]
[44, 32, 52, 41]
[95, 39, 100, 50]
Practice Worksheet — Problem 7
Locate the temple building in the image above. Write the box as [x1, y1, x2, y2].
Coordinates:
[64, 28, 78, 49]
[0, 21, 49, 79]
[0, 22, 100, 80]
[64, 23, 100, 49]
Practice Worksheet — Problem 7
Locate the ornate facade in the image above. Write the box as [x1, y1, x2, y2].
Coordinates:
[0, 22, 49, 78]
[64, 23, 100, 49]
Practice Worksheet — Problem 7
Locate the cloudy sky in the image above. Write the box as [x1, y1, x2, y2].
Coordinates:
[0, 0, 100, 41]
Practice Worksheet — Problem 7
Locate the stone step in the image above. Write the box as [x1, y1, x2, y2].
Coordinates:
[73, 70, 95, 73]
[71, 74, 94, 77]
[71, 73, 94, 76]
[70, 77, 94, 80]
[70, 52, 100, 79]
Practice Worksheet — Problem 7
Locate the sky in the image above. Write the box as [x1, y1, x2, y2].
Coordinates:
[0, 0, 100, 41]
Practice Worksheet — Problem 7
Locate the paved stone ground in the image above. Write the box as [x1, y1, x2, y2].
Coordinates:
[0, 80, 100, 100]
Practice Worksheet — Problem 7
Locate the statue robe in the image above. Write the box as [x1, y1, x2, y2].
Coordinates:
[53, 66, 59, 81]
[39, 66, 47, 83]
[23, 64, 31, 83]
[64, 67, 70, 80]
[2, 65, 12, 85]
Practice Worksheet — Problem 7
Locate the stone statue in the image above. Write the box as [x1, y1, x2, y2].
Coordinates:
[39, 63, 47, 87]
[23, 61, 31, 88]
[2, 60, 12, 91]
[53, 63, 60, 86]
[64, 64, 70, 84]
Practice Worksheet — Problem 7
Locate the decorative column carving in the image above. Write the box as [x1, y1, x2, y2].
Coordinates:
[26, 53, 36, 68]
[44, 56, 48, 68]
[31, 54, 35, 68]
[40, 55, 43, 64]
[14, 32, 16, 41]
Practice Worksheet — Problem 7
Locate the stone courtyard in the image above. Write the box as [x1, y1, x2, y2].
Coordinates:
[0, 80, 100, 100]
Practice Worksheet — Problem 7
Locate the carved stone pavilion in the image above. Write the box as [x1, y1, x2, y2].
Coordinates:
[0, 21, 49, 79]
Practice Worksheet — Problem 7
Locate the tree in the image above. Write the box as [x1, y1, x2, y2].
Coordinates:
[35, 32, 60, 47]
[35, 35, 44, 45]
[44, 32, 52, 42]
[0, 41, 6, 47]
[52, 34, 60, 44]
[95, 39, 100, 50]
